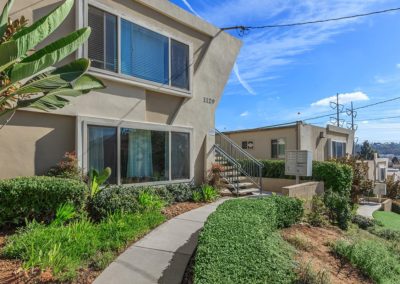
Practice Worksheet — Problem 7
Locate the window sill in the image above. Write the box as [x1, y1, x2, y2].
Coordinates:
[119, 179, 192, 187]
[89, 68, 192, 98]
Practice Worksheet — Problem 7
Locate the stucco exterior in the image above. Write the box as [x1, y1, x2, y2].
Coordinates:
[0, 0, 242, 184]
[224, 122, 355, 161]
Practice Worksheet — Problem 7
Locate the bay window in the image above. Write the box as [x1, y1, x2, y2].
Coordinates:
[86, 124, 191, 184]
[87, 5, 190, 91]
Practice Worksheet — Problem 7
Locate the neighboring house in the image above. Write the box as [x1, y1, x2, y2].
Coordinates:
[363, 153, 389, 182]
[223, 121, 355, 161]
[0, 0, 242, 185]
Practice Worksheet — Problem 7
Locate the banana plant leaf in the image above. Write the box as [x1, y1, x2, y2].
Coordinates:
[15, 58, 90, 94]
[0, 0, 14, 37]
[0, 0, 74, 71]
[9, 27, 91, 83]
[16, 74, 104, 111]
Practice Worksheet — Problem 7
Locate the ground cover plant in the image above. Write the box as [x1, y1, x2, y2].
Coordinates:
[333, 237, 400, 284]
[194, 196, 303, 284]
[2, 209, 165, 281]
[372, 211, 400, 231]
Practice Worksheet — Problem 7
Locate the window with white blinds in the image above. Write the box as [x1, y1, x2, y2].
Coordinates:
[88, 6, 118, 72]
[87, 5, 191, 91]
[121, 19, 169, 84]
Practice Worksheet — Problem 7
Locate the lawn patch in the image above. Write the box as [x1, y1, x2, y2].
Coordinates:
[372, 211, 400, 231]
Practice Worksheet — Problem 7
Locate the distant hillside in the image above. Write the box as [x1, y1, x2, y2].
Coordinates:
[355, 142, 400, 156]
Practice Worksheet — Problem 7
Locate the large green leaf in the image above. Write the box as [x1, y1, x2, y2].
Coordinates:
[72, 74, 105, 92]
[0, 0, 73, 71]
[9, 27, 91, 83]
[0, 0, 14, 37]
[16, 72, 104, 111]
[15, 58, 90, 94]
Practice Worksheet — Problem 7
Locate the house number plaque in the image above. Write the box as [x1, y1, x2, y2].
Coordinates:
[203, 97, 215, 104]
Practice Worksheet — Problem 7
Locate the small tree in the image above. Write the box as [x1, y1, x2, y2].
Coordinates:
[392, 156, 399, 165]
[0, 0, 104, 120]
[358, 140, 376, 160]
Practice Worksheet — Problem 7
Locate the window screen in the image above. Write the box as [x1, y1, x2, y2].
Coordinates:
[171, 39, 189, 90]
[88, 6, 118, 72]
[121, 19, 169, 84]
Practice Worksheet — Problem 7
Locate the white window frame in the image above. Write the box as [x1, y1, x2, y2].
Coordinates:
[77, 116, 194, 186]
[80, 0, 194, 98]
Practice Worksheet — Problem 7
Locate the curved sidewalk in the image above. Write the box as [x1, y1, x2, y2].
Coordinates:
[94, 198, 229, 284]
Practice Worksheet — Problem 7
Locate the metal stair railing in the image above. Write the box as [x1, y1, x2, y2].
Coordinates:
[213, 144, 241, 195]
[215, 129, 263, 193]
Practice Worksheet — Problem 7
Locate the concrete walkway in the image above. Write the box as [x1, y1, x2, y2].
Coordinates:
[94, 198, 229, 284]
[357, 201, 382, 219]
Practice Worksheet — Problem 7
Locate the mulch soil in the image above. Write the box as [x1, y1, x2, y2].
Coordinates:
[281, 224, 373, 284]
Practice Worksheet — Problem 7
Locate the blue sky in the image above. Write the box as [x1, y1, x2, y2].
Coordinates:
[170, 0, 400, 142]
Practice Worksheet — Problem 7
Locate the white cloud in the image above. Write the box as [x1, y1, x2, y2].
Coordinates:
[240, 111, 249, 117]
[180, 0, 202, 18]
[233, 63, 256, 95]
[311, 91, 369, 107]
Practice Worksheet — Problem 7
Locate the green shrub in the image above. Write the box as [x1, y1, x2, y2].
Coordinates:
[324, 190, 352, 230]
[352, 215, 377, 230]
[0, 177, 87, 226]
[392, 200, 400, 214]
[307, 195, 329, 227]
[334, 239, 400, 283]
[312, 161, 353, 196]
[166, 183, 194, 203]
[2, 210, 165, 281]
[88, 186, 140, 220]
[270, 195, 304, 228]
[261, 160, 288, 179]
[191, 185, 219, 203]
[52, 204, 76, 226]
[137, 191, 165, 211]
[194, 197, 299, 284]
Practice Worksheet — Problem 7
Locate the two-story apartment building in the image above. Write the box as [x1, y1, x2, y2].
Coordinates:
[0, 0, 242, 185]
[224, 122, 355, 161]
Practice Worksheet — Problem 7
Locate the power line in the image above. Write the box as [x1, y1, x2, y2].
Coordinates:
[221, 7, 400, 32]
[302, 95, 400, 122]
[356, 115, 400, 122]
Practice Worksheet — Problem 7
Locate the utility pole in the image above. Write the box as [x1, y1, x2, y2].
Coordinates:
[346, 101, 358, 156]
[330, 93, 344, 127]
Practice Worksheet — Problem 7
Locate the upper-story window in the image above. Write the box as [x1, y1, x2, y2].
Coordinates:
[87, 5, 190, 91]
[88, 6, 118, 72]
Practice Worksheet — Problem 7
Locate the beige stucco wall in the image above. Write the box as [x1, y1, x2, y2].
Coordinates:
[0, 111, 75, 179]
[225, 126, 298, 160]
[0, 0, 241, 184]
[225, 123, 355, 161]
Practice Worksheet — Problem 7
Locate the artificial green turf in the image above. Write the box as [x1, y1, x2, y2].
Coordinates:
[373, 211, 400, 231]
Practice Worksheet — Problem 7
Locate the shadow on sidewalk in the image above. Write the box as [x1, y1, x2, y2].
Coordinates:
[157, 229, 201, 284]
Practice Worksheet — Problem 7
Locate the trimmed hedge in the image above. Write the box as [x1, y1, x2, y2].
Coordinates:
[194, 196, 303, 284]
[260, 160, 353, 193]
[0, 176, 87, 226]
